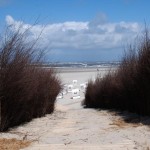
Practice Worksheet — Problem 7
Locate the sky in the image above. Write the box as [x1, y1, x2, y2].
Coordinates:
[0, 0, 150, 62]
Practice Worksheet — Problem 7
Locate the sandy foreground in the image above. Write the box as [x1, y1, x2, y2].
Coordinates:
[1, 67, 150, 150]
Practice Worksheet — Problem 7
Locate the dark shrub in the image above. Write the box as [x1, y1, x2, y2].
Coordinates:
[83, 29, 150, 116]
[0, 27, 62, 131]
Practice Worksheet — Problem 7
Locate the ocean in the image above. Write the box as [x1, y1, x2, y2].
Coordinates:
[42, 61, 120, 69]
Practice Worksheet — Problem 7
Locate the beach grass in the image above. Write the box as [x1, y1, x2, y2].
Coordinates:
[0, 26, 62, 131]
[83, 29, 150, 116]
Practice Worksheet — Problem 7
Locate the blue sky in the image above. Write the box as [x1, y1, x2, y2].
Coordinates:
[0, 0, 150, 62]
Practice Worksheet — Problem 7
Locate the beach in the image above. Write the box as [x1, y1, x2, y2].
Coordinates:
[56, 66, 117, 84]
[0, 67, 150, 150]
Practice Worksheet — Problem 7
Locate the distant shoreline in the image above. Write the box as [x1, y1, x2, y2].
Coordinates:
[54, 66, 118, 73]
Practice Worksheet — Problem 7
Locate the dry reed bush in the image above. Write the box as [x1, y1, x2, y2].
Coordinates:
[0, 26, 61, 131]
[83, 29, 150, 116]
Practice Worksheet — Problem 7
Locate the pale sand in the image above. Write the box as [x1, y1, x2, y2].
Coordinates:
[1, 67, 150, 150]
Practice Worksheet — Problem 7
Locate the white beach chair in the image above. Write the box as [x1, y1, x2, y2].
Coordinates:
[71, 88, 80, 99]
[72, 80, 78, 85]
[62, 84, 68, 95]
[62, 89, 67, 95]
[67, 84, 73, 93]
[80, 83, 87, 90]
[57, 93, 63, 99]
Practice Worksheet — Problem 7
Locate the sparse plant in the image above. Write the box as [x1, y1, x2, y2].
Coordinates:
[0, 26, 62, 131]
[83, 28, 150, 116]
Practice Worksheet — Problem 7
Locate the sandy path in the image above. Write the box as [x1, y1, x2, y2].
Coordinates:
[1, 93, 150, 149]
[16, 93, 149, 150]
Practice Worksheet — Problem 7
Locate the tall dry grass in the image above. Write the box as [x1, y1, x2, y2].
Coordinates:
[83, 29, 150, 116]
[0, 27, 62, 131]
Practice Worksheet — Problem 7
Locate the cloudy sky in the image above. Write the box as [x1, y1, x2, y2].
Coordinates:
[0, 0, 150, 62]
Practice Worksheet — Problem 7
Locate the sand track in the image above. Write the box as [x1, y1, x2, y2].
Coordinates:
[0, 94, 150, 150]
[22, 96, 149, 150]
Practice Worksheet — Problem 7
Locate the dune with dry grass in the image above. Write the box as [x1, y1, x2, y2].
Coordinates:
[0, 26, 62, 131]
[83, 28, 150, 116]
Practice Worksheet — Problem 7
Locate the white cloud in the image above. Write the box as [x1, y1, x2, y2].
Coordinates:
[6, 15, 31, 33]
[5, 15, 141, 51]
